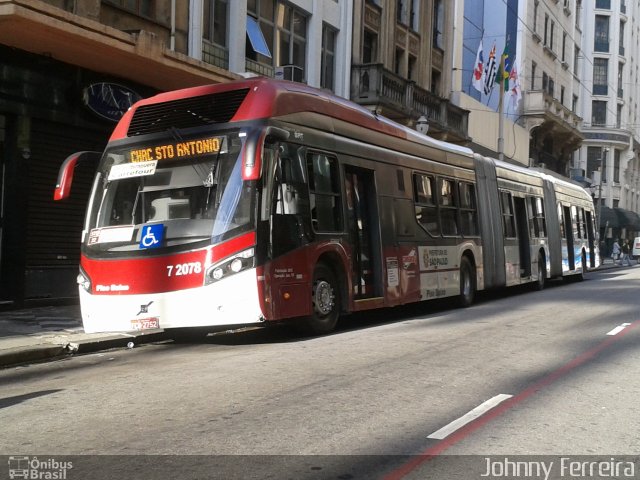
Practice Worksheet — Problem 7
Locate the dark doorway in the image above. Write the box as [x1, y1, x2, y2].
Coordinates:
[564, 205, 575, 270]
[514, 197, 531, 277]
[344, 167, 381, 299]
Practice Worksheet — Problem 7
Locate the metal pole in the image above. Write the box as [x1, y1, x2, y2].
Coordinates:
[597, 174, 603, 236]
[498, 54, 505, 161]
[596, 148, 608, 241]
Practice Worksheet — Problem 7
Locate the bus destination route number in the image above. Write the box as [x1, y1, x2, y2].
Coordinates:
[130, 137, 223, 162]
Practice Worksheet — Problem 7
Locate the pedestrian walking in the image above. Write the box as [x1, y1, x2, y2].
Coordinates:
[612, 239, 621, 265]
[621, 239, 631, 266]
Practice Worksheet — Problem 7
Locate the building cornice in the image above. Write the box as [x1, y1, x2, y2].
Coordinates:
[0, 0, 238, 91]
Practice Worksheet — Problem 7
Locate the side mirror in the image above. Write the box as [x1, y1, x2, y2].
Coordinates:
[54, 151, 101, 200]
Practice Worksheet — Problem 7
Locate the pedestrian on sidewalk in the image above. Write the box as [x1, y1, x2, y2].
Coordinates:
[621, 238, 631, 266]
[612, 238, 621, 265]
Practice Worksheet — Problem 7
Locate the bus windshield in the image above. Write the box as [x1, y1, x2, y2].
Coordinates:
[84, 131, 253, 253]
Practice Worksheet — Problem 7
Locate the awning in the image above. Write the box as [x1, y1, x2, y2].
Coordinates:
[617, 208, 640, 230]
[599, 206, 619, 228]
[599, 207, 640, 230]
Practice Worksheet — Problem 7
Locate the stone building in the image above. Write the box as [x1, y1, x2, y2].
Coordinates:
[573, 0, 640, 243]
[350, 0, 469, 143]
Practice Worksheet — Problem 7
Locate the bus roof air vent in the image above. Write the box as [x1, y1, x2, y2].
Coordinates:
[127, 88, 250, 136]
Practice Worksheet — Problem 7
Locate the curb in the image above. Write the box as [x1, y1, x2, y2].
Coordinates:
[0, 330, 169, 369]
[0, 344, 68, 368]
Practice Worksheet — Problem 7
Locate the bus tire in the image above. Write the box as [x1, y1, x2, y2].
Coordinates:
[534, 253, 546, 291]
[459, 257, 475, 307]
[577, 250, 587, 281]
[296, 263, 340, 335]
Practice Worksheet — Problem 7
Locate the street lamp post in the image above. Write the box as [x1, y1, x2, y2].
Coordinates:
[596, 147, 609, 241]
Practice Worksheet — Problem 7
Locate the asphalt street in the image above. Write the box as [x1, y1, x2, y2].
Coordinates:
[1, 266, 639, 479]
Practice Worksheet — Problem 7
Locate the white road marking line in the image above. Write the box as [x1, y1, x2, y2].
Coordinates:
[607, 323, 631, 336]
[427, 394, 513, 440]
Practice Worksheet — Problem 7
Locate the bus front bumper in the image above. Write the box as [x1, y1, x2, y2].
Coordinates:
[79, 269, 265, 333]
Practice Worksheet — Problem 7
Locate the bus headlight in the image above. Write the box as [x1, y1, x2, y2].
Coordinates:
[230, 258, 243, 273]
[77, 268, 91, 293]
[205, 248, 255, 285]
[212, 268, 224, 280]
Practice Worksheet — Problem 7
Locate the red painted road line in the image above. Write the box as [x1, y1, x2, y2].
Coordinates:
[383, 319, 640, 480]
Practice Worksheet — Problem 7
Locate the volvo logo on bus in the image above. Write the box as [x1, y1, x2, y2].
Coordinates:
[137, 301, 154, 316]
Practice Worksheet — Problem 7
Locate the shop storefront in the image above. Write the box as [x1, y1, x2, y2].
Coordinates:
[0, 45, 155, 306]
[599, 206, 640, 256]
[0, 0, 238, 308]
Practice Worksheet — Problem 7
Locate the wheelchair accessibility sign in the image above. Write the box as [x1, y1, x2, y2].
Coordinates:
[140, 224, 164, 249]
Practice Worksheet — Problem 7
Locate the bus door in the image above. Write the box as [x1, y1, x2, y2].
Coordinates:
[585, 210, 596, 268]
[563, 205, 575, 270]
[0, 115, 8, 305]
[514, 196, 531, 277]
[344, 166, 382, 299]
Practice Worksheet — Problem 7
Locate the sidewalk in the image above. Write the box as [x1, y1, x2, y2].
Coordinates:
[0, 304, 167, 368]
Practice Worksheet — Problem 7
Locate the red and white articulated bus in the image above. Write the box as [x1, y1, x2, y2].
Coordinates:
[55, 78, 599, 336]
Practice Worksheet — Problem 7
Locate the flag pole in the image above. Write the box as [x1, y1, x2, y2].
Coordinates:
[498, 53, 505, 162]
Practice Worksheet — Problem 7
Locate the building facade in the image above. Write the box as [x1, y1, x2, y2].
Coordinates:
[573, 0, 640, 244]
[521, 0, 585, 174]
[189, 0, 353, 99]
[349, 0, 469, 143]
[453, 0, 585, 170]
[452, 0, 530, 165]
[451, 0, 640, 247]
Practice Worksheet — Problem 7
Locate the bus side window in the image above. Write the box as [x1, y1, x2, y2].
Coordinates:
[537, 197, 546, 237]
[275, 147, 307, 216]
[527, 197, 536, 238]
[571, 205, 580, 238]
[413, 173, 440, 236]
[439, 178, 458, 236]
[528, 196, 546, 238]
[306, 152, 342, 232]
[458, 182, 478, 236]
[500, 191, 516, 238]
[578, 207, 586, 239]
[558, 204, 565, 238]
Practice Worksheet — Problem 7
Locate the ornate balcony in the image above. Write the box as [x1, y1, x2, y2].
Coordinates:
[350, 64, 470, 144]
[524, 90, 584, 174]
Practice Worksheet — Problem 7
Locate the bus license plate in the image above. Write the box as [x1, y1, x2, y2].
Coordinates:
[131, 317, 160, 330]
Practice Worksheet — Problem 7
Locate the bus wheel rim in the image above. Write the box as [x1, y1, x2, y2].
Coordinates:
[313, 280, 335, 316]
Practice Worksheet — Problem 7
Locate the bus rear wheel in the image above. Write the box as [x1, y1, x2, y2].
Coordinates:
[577, 250, 587, 281]
[534, 253, 546, 291]
[459, 257, 475, 307]
[295, 263, 340, 335]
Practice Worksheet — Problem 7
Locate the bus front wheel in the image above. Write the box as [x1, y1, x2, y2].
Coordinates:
[296, 263, 340, 335]
[459, 257, 475, 307]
